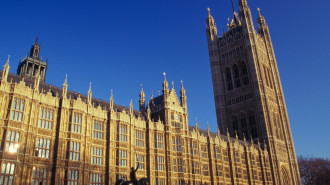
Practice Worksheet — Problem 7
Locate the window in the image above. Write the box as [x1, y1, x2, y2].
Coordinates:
[225, 167, 230, 178]
[216, 165, 223, 176]
[69, 141, 80, 161]
[223, 151, 228, 162]
[156, 178, 165, 185]
[267, 68, 273, 89]
[0, 162, 15, 185]
[203, 164, 209, 176]
[90, 173, 102, 185]
[67, 169, 79, 185]
[173, 158, 185, 173]
[5, 131, 19, 152]
[241, 154, 246, 164]
[32, 167, 47, 185]
[232, 117, 238, 133]
[154, 133, 164, 149]
[192, 162, 199, 174]
[135, 130, 144, 147]
[71, 113, 82, 133]
[35, 137, 50, 158]
[236, 168, 242, 178]
[155, 156, 164, 171]
[201, 145, 207, 158]
[135, 154, 145, 170]
[240, 117, 248, 138]
[93, 120, 104, 139]
[118, 150, 127, 167]
[214, 147, 221, 159]
[249, 115, 258, 139]
[190, 141, 198, 155]
[172, 136, 184, 152]
[225, 68, 233, 91]
[118, 124, 127, 142]
[39, 107, 54, 130]
[117, 175, 127, 181]
[241, 62, 249, 85]
[10, 97, 24, 122]
[91, 147, 103, 165]
[233, 65, 241, 88]
[233, 151, 240, 163]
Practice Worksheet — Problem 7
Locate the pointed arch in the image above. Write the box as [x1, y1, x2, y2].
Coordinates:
[240, 61, 249, 85]
[225, 68, 233, 91]
[233, 65, 241, 88]
[281, 166, 291, 185]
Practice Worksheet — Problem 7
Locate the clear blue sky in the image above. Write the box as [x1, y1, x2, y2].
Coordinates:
[0, 0, 329, 158]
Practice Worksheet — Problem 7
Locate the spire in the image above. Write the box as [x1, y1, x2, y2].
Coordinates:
[243, 133, 247, 145]
[257, 8, 268, 35]
[146, 104, 151, 120]
[2, 55, 10, 82]
[217, 124, 221, 136]
[139, 84, 145, 111]
[195, 118, 199, 130]
[264, 140, 268, 150]
[258, 139, 261, 149]
[109, 89, 114, 110]
[235, 130, 239, 140]
[226, 128, 231, 142]
[87, 82, 92, 105]
[130, 99, 133, 115]
[62, 74, 68, 99]
[206, 8, 218, 43]
[250, 135, 254, 145]
[162, 72, 169, 94]
[207, 121, 210, 135]
[180, 80, 187, 107]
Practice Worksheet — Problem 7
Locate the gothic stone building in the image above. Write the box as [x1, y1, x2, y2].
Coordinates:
[0, 1, 299, 185]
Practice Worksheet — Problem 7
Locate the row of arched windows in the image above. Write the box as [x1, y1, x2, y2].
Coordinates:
[225, 62, 249, 91]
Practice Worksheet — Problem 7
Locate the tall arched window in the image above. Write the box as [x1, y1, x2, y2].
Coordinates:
[233, 65, 241, 88]
[240, 116, 248, 139]
[241, 62, 249, 85]
[249, 114, 258, 139]
[267, 68, 273, 89]
[232, 116, 239, 134]
[263, 65, 269, 87]
[225, 68, 233, 91]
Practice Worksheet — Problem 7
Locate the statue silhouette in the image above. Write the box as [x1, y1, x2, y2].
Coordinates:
[115, 162, 149, 185]
[130, 163, 139, 184]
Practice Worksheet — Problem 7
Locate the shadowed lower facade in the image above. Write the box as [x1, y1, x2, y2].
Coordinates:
[0, 1, 299, 185]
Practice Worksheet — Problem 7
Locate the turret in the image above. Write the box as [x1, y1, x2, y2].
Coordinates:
[162, 72, 169, 102]
[257, 8, 269, 36]
[110, 89, 114, 110]
[2, 55, 10, 83]
[206, 8, 218, 43]
[130, 99, 133, 116]
[238, 0, 255, 35]
[180, 80, 186, 107]
[88, 82, 92, 105]
[63, 74, 68, 99]
[139, 84, 145, 111]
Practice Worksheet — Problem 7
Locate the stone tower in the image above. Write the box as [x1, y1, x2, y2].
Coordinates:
[17, 37, 48, 82]
[206, 0, 300, 184]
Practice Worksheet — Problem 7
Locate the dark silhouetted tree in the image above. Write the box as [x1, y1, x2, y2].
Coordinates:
[298, 156, 330, 185]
